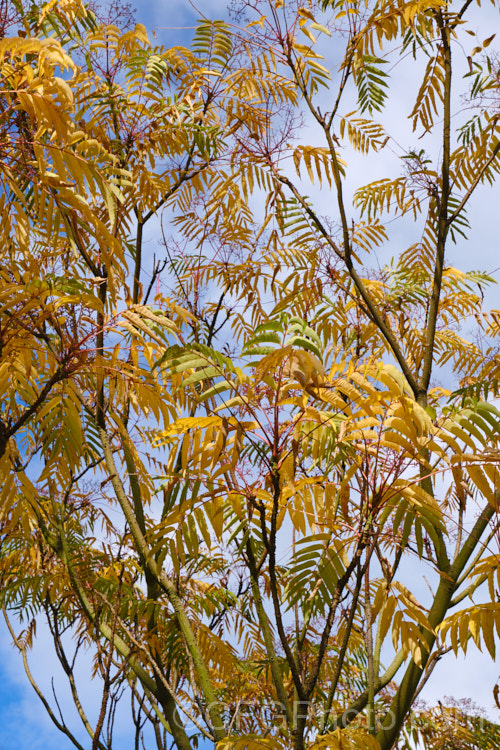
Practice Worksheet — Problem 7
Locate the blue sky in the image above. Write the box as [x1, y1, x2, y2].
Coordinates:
[3, 1, 500, 748]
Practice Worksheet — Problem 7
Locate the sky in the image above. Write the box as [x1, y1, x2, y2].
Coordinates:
[3, 1, 500, 748]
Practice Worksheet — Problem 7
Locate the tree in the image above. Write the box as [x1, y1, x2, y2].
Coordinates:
[2, 0, 500, 749]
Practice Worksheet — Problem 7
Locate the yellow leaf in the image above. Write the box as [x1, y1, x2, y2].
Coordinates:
[481, 608, 496, 658]
[247, 15, 266, 28]
[134, 23, 149, 45]
[298, 8, 315, 21]
[301, 26, 317, 45]
[310, 22, 331, 36]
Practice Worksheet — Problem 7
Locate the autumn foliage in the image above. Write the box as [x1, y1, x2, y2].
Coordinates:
[2, 1, 500, 749]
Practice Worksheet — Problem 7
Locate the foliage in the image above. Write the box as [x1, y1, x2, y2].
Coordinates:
[2, 1, 500, 750]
